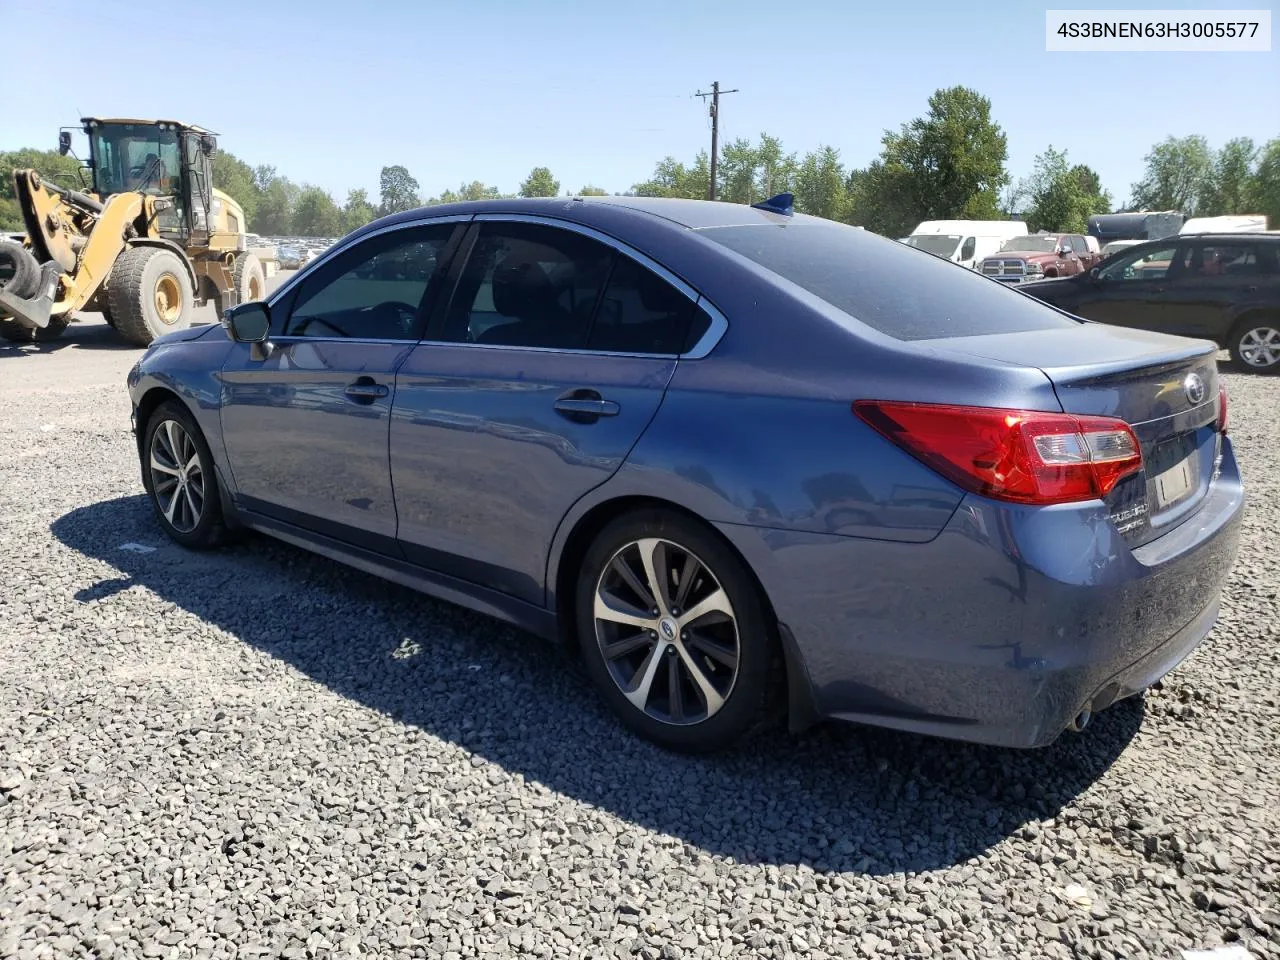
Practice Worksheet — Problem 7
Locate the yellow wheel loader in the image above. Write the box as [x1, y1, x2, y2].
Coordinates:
[0, 118, 265, 346]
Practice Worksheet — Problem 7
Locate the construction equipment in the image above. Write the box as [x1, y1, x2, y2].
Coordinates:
[0, 118, 265, 345]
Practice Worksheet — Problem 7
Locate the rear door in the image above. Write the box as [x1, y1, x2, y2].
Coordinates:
[389, 218, 705, 604]
[1160, 240, 1268, 340]
[219, 220, 465, 552]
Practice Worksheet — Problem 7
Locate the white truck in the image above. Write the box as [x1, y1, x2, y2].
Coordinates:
[902, 219, 1029, 270]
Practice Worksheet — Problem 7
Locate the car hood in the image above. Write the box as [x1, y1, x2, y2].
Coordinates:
[149, 323, 223, 348]
[987, 250, 1059, 262]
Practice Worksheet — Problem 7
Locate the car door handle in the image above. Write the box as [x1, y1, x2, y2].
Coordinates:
[554, 389, 620, 421]
[345, 377, 389, 403]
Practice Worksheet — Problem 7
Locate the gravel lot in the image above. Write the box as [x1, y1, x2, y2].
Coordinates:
[1, 309, 1278, 960]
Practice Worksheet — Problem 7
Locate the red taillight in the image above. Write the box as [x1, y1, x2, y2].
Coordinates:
[1217, 383, 1228, 433]
[854, 401, 1143, 505]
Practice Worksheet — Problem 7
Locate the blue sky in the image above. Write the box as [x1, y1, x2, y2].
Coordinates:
[4, 0, 1277, 205]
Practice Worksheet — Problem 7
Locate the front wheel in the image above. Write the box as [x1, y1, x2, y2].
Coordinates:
[575, 509, 778, 753]
[1229, 319, 1280, 373]
[109, 246, 194, 346]
[142, 400, 229, 549]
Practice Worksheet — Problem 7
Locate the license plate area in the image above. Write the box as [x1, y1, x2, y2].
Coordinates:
[1154, 457, 1195, 509]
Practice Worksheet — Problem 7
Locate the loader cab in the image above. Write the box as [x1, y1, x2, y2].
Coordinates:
[81, 118, 216, 244]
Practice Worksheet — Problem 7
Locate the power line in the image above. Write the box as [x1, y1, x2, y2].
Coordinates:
[695, 81, 739, 201]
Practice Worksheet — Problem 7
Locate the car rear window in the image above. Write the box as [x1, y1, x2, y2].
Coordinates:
[701, 221, 1083, 341]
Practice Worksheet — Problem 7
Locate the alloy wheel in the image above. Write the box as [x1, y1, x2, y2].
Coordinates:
[1238, 326, 1280, 369]
[149, 419, 205, 533]
[593, 537, 740, 725]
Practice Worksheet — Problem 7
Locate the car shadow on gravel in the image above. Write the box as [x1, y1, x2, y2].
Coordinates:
[53, 495, 1145, 877]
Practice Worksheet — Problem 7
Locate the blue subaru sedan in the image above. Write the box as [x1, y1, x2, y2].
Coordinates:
[127, 196, 1243, 754]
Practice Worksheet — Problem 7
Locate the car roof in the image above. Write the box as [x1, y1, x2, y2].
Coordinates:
[360, 195, 815, 238]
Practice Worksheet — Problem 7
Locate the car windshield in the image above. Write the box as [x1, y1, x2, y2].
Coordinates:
[703, 221, 1082, 341]
[904, 234, 962, 257]
[999, 235, 1059, 253]
[89, 123, 182, 197]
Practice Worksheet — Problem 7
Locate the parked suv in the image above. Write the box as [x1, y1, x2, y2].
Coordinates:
[1020, 233, 1280, 372]
[980, 233, 1092, 283]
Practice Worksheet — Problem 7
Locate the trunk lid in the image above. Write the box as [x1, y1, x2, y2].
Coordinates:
[927, 323, 1222, 546]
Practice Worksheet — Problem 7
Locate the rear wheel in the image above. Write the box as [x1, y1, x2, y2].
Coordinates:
[233, 253, 266, 305]
[108, 246, 194, 346]
[142, 400, 229, 549]
[1230, 319, 1280, 373]
[576, 509, 777, 754]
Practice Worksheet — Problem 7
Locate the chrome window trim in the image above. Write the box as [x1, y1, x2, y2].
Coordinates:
[460, 212, 729, 358]
[263, 214, 475, 309]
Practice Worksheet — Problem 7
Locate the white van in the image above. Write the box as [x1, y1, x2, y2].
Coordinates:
[1179, 214, 1269, 235]
[903, 220, 1028, 270]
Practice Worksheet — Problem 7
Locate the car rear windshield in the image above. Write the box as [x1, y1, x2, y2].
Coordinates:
[702, 222, 1082, 341]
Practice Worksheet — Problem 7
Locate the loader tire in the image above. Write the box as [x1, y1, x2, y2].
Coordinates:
[108, 246, 193, 347]
[233, 253, 266, 306]
[0, 315, 70, 343]
[0, 241, 40, 299]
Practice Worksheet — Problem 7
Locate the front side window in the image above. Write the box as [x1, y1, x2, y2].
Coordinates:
[444, 223, 613, 349]
[1099, 244, 1179, 282]
[959, 237, 976, 260]
[285, 225, 454, 340]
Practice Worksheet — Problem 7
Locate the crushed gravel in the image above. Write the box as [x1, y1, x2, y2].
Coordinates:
[1, 323, 1278, 960]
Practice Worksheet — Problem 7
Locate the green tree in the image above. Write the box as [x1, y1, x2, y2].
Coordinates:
[1130, 135, 1213, 213]
[292, 186, 343, 237]
[379, 164, 420, 215]
[211, 149, 260, 225]
[631, 153, 710, 199]
[0, 148, 87, 228]
[890, 86, 1008, 223]
[1021, 147, 1111, 232]
[519, 166, 560, 198]
[1245, 138, 1280, 226]
[576, 185, 609, 196]
[846, 87, 1008, 236]
[1201, 137, 1258, 216]
[342, 188, 377, 233]
[793, 146, 848, 220]
[253, 176, 300, 235]
[429, 181, 505, 204]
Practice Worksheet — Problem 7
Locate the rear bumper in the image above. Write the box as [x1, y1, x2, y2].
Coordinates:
[716, 438, 1244, 748]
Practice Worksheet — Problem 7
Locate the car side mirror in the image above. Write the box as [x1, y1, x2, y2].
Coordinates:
[223, 302, 273, 359]
[58, 131, 72, 156]
[1089, 267, 1101, 281]
[1059, 245, 1073, 256]
[201, 135, 217, 158]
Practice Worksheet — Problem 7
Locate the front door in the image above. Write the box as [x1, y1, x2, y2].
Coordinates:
[1073, 241, 1181, 330]
[1158, 240, 1267, 339]
[390, 219, 703, 605]
[219, 221, 463, 553]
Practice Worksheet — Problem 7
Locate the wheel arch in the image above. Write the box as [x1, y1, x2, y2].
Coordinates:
[548, 493, 820, 733]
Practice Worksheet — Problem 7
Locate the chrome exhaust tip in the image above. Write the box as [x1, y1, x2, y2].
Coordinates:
[1068, 706, 1092, 733]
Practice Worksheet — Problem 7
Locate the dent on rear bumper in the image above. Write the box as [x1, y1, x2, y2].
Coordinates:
[717, 439, 1244, 748]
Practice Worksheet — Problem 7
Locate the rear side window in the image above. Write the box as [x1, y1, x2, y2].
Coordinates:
[588, 256, 693, 354]
[702, 222, 1082, 341]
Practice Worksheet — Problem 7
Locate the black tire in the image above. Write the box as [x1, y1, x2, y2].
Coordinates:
[0, 240, 40, 299]
[108, 246, 194, 347]
[141, 400, 229, 550]
[1228, 316, 1280, 374]
[233, 253, 266, 305]
[0, 315, 70, 343]
[575, 508, 778, 754]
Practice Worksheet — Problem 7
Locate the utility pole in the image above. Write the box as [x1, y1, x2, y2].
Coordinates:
[696, 81, 738, 201]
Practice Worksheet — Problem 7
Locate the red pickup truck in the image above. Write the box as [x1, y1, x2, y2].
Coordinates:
[979, 233, 1096, 284]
